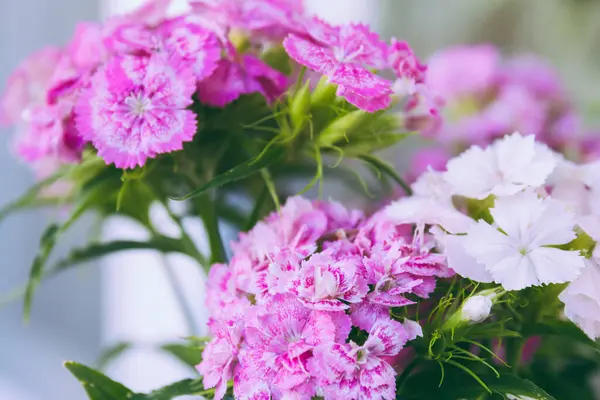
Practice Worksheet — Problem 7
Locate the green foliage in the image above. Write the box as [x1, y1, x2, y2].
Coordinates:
[96, 342, 133, 371]
[160, 341, 205, 370]
[65, 361, 211, 400]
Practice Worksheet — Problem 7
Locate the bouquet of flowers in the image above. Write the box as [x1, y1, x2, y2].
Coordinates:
[2, 0, 600, 399]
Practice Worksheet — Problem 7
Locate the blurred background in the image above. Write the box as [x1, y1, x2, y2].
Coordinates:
[1, 0, 600, 398]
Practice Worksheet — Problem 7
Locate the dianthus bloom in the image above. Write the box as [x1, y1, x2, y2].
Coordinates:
[406, 44, 593, 180]
[198, 196, 441, 399]
[76, 53, 197, 168]
[387, 131, 592, 293]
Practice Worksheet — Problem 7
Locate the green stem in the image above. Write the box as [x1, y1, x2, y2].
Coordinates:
[157, 253, 199, 336]
[197, 194, 226, 265]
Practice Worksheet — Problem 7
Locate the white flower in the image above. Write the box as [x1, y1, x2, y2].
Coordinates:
[385, 196, 473, 234]
[461, 295, 493, 324]
[548, 158, 600, 216]
[444, 132, 557, 200]
[506, 395, 536, 400]
[439, 232, 494, 283]
[464, 190, 585, 290]
[412, 168, 454, 203]
[559, 258, 600, 340]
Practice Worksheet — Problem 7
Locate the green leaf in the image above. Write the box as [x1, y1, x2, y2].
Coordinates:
[523, 320, 600, 352]
[65, 361, 135, 400]
[171, 146, 285, 201]
[96, 342, 133, 371]
[400, 362, 556, 400]
[24, 176, 117, 319]
[358, 154, 412, 195]
[160, 343, 204, 369]
[0, 170, 65, 224]
[47, 237, 189, 276]
[23, 224, 60, 320]
[131, 378, 206, 400]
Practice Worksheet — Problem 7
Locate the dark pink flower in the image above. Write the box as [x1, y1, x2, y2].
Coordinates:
[283, 21, 392, 112]
[197, 54, 288, 107]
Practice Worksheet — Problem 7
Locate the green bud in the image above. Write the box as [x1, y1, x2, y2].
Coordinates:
[317, 110, 370, 147]
[289, 80, 311, 132]
[311, 75, 337, 108]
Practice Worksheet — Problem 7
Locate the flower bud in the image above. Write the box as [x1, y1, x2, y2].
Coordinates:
[461, 295, 492, 324]
[289, 80, 311, 132]
[311, 75, 337, 108]
[317, 109, 369, 147]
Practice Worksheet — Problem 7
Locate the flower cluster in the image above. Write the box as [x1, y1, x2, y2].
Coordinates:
[406, 44, 598, 179]
[198, 196, 450, 399]
[1, 0, 429, 171]
[387, 132, 600, 339]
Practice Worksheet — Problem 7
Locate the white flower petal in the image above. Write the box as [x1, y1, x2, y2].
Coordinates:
[443, 234, 494, 283]
[527, 247, 584, 285]
[559, 258, 600, 339]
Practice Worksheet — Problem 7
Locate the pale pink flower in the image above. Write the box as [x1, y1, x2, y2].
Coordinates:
[205, 263, 251, 318]
[362, 242, 446, 307]
[255, 248, 303, 300]
[198, 315, 245, 400]
[308, 318, 415, 400]
[14, 101, 84, 163]
[238, 294, 337, 398]
[350, 302, 389, 332]
[426, 44, 499, 100]
[197, 54, 288, 107]
[293, 244, 368, 311]
[76, 53, 197, 168]
[283, 21, 392, 112]
[1, 47, 63, 125]
[232, 197, 347, 270]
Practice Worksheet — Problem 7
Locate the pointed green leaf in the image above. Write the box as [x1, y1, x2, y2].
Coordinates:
[23, 224, 60, 320]
[65, 361, 135, 400]
[160, 343, 203, 369]
[0, 170, 65, 224]
[24, 176, 117, 319]
[171, 146, 285, 201]
[47, 237, 188, 276]
[131, 378, 207, 400]
[358, 154, 412, 195]
[523, 320, 600, 352]
[96, 342, 133, 371]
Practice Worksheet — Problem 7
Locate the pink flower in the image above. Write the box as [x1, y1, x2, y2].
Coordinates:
[407, 147, 451, 182]
[1, 47, 63, 125]
[349, 302, 389, 332]
[308, 318, 416, 400]
[426, 44, 499, 100]
[255, 248, 303, 300]
[283, 21, 392, 112]
[388, 39, 427, 97]
[76, 53, 197, 168]
[238, 294, 338, 398]
[14, 101, 84, 163]
[198, 315, 245, 400]
[293, 244, 369, 311]
[232, 197, 331, 269]
[197, 54, 288, 107]
[362, 242, 446, 306]
[205, 263, 251, 318]
[106, 18, 221, 83]
[190, 0, 304, 41]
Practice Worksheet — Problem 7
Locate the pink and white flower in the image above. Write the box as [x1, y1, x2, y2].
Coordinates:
[294, 244, 368, 311]
[76, 53, 197, 168]
[283, 21, 392, 112]
[197, 315, 245, 400]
